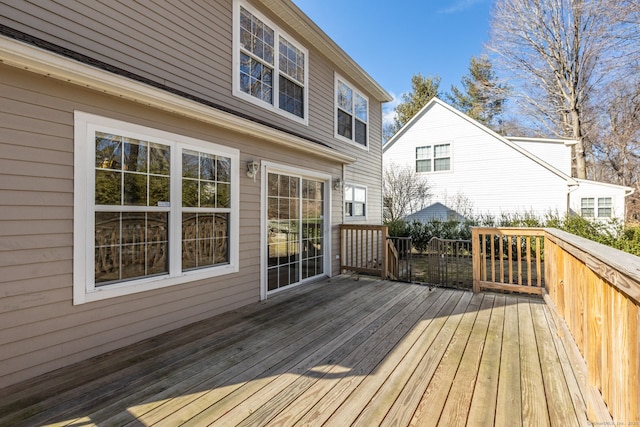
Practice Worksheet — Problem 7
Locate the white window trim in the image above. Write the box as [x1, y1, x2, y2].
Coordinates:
[580, 196, 613, 218]
[415, 142, 452, 174]
[334, 73, 369, 151]
[73, 111, 240, 304]
[232, 0, 309, 125]
[259, 161, 332, 300]
[344, 183, 367, 220]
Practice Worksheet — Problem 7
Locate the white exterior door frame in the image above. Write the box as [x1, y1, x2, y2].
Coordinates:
[260, 160, 332, 300]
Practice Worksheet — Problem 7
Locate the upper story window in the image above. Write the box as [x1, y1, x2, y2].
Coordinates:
[74, 112, 239, 304]
[581, 197, 612, 218]
[234, 0, 308, 124]
[345, 184, 366, 218]
[335, 75, 368, 148]
[416, 143, 451, 172]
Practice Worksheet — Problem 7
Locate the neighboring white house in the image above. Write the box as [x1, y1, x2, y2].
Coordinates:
[383, 97, 634, 221]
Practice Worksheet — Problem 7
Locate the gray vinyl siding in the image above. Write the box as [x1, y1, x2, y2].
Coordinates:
[0, 0, 384, 152]
[0, 0, 386, 223]
[0, 0, 387, 388]
[0, 64, 344, 388]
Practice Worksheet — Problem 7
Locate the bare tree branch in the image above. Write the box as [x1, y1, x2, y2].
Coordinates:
[383, 164, 431, 222]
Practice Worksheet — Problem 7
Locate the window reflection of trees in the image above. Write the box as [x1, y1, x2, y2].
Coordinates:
[95, 133, 170, 207]
[267, 174, 324, 290]
[94, 212, 168, 284]
[182, 213, 230, 271]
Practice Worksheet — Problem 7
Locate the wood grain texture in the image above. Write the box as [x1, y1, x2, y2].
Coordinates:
[0, 277, 593, 427]
[466, 295, 505, 427]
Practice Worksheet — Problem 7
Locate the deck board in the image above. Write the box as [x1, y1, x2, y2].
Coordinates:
[293, 288, 457, 426]
[406, 292, 482, 427]
[518, 298, 551, 427]
[466, 294, 505, 427]
[530, 300, 580, 427]
[0, 276, 596, 427]
[436, 293, 494, 427]
[349, 290, 471, 426]
[495, 293, 523, 426]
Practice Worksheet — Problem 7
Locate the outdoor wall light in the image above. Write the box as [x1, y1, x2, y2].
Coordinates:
[333, 178, 342, 191]
[246, 160, 260, 182]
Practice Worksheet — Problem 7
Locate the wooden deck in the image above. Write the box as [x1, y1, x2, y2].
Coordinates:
[0, 275, 591, 426]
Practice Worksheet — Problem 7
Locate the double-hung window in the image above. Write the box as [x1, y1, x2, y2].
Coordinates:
[581, 197, 613, 218]
[416, 146, 432, 172]
[234, 0, 308, 124]
[580, 198, 595, 217]
[598, 197, 612, 217]
[416, 143, 451, 172]
[74, 112, 239, 304]
[345, 184, 366, 218]
[335, 76, 368, 147]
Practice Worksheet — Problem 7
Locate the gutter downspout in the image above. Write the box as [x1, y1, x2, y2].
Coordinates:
[624, 188, 635, 221]
[567, 183, 580, 216]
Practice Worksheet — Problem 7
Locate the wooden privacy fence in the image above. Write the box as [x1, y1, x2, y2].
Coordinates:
[472, 227, 545, 294]
[340, 224, 398, 280]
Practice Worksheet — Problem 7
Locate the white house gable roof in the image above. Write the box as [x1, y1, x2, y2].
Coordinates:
[383, 97, 578, 186]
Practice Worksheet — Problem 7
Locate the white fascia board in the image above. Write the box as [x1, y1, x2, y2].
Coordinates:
[0, 35, 356, 165]
[574, 178, 635, 195]
[506, 136, 578, 146]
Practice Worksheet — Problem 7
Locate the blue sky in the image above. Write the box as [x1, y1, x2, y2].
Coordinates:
[292, 0, 495, 123]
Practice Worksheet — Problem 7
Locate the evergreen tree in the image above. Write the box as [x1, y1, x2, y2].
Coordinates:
[385, 74, 441, 140]
[447, 55, 508, 130]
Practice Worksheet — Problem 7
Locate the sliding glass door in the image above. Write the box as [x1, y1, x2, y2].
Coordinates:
[267, 172, 325, 292]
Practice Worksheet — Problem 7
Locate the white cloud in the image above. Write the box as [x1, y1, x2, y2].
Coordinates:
[438, 0, 485, 14]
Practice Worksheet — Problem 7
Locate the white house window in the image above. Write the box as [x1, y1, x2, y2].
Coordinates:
[181, 150, 232, 271]
[416, 146, 432, 172]
[434, 144, 451, 171]
[335, 76, 368, 147]
[581, 198, 594, 217]
[94, 133, 172, 284]
[416, 143, 451, 172]
[235, 1, 308, 123]
[581, 197, 612, 218]
[74, 112, 239, 304]
[345, 184, 366, 218]
[598, 197, 612, 217]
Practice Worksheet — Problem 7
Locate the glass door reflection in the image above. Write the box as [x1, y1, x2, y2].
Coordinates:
[267, 172, 324, 292]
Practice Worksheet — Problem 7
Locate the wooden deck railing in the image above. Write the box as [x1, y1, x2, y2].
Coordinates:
[339, 224, 398, 280]
[543, 228, 640, 424]
[472, 227, 545, 294]
[472, 227, 640, 424]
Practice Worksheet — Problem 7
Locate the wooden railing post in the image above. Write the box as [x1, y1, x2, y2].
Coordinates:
[472, 227, 481, 293]
[381, 226, 388, 280]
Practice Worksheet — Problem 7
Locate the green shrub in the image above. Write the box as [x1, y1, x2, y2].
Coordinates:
[384, 213, 640, 257]
[386, 219, 411, 237]
[409, 221, 430, 253]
